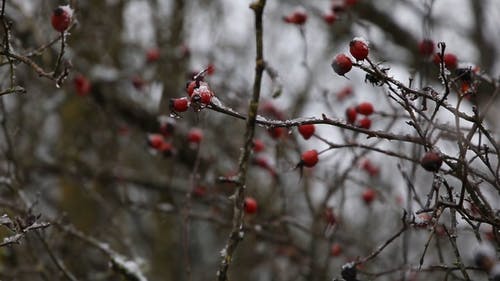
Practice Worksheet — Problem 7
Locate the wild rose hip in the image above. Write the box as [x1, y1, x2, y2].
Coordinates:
[332, 54, 352, 76]
[345, 107, 357, 124]
[433, 53, 458, 69]
[268, 127, 284, 139]
[147, 134, 165, 150]
[301, 149, 319, 167]
[51, 5, 73, 32]
[74, 74, 91, 96]
[349, 38, 369, 61]
[323, 13, 337, 25]
[331, 243, 342, 257]
[244, 197, 258, 214]
[298, 124, 315, 140]
[146, 48, 160, 63]
[252, 139, 265, 153]
[358, 117, 371, 129]
[283, 7, 307, 25]
[420, 151, 443, 172]
[362, 188, 376, 204]
[356, 102, 374, 115]
[418, 39, 435, 56]
[170, 98, 189, 112]
[187, 128, 203, 144]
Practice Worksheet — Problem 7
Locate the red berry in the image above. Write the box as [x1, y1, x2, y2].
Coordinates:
[253, 156, 270, 169]
[323, 12, 337, 24]
[331, 54, 352, 76]
[331, 243, 342, 257]
[157, 141, 173, 156]
[244, 197, 258, 214]
[146, 48, 160, 63]
[433, 53, 458, 69]
[349, 38, 369, 61]
[186, 81, 197, 97]
[51, 6, 72, 32]
[253, 139, 265, 153]
[268, 127, 284, 139]
[345, 107, 357, 124]
[358, 117, 372, 129]
[362, 188, 376, 204]
[170, 98, 189, 112]
[301, 149, 319, 168]
[443, 53, 458, 69]
[418, 39, 435, 56]
[356, 102, 374, 115]
[147, 134, 165, 149]
[298, 124, 315, 140]
[360, 159, 380, 177]
[187, 128, 203, 144]
[207, 64, 215, 75]
[198, 88, 213, 105]
[420, 151, 443, 172]
[283, 7, 307, 25]
[74, 74, 91, 96]
[336, 86, 353, 101]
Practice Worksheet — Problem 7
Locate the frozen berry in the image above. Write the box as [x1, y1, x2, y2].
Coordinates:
[323, 13, 337, 24]
[146, 48, 160, 63]
[358, 117, 371, 129]
[331, 243, 342, 257]
[433, 53, 458, 69]
[332, 54, 352, 76]
[187, 128, 203, 144]
[170, 98, 189, 112]
[336, 86, 353, 101]
[244, 197, 258, 214]
[268, 127, 284, 139]
[420, 151, 442, 172]
[283, 7, 307, 25]
[147, 134, 165, 149]
[301, 149, 319, 167]
[360, 159, 380, 177]
[349, 38, 369, 61]
[298, 124, 315, 140]
[356, 102, 374, 115]
[362, 188, 376, 204]
[74, 74, 91, 96]
[207, 64, 215, 75]
[418, 39, 435, 57]
[253, 139, 265, 153]
[345, 107, 357, 124]
[51, 5, 73, 32]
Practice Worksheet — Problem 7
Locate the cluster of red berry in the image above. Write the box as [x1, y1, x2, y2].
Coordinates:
[345, 101, 374, 129]
[332, 38, 369, 76]
[283, 1, 358, 26]
[418, 39, 458, 70]
[146, 118, 204, 156]
[170, 69, 216, 114]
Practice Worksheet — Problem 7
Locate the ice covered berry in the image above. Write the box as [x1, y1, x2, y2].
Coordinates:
[332, 54, 352, 76]
[356, 102, 374, 115]
[418, 39, 435, 57]
[301, 149, 319, 167]
[244, 197, 258, 214]
[170, 98, 189, 112]
[362, 188, 376, 204]
[349, 38, 369, 61]
[298, 124, 315, 140]
[358, 117, 372, 129]
[345, 107, 357, 124]
[420, 151, 443, 172]
[51, 5, 73, 32]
